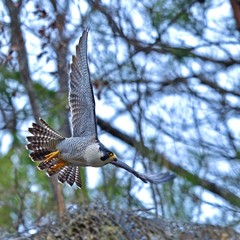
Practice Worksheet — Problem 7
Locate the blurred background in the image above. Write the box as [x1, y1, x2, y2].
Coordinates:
[0, 0, 240, 234]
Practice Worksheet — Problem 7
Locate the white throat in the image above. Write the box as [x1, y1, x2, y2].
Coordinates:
[83, 143, 105, 167]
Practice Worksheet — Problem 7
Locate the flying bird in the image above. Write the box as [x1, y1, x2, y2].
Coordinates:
[26, 30, 175, 188]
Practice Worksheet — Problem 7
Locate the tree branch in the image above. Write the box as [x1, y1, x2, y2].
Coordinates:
[97, 117, 240, 208]
[4, 0, 65, 216]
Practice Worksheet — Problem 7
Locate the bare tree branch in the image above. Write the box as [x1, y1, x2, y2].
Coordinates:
[4, 0, 66, 217]
[97, 117, 240, 208]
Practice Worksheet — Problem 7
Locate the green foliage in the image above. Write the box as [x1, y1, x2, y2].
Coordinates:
[0, 66, 20, 80]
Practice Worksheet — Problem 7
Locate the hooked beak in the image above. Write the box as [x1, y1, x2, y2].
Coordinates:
[110, 153, 117, 162]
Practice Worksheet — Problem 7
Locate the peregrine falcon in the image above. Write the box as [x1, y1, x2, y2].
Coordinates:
[26, 30, 175, 188]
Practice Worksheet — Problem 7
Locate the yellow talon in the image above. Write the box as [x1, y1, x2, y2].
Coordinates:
[45, 150, 60, 161]
[40, 150, 61, 172]
[48, 161, 67, 172]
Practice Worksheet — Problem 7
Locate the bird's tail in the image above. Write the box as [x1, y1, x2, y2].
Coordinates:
[26, 117, 66, 172]
[26, 118, 82, 188]
[26, 118, 65, 162]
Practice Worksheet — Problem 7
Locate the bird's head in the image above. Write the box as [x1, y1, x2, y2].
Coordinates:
[83, 141, 117, 167]
[99, 142, 117, 163]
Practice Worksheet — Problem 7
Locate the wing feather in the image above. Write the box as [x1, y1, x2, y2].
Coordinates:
[111, 160, 175, 184]
[69, 30, 97, 138]
[66, 166, 76, 186]
[58, 166, 82, 188]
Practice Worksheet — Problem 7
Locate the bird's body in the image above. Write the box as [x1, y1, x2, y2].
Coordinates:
[57, 138, 112, 167]
[26, 30, 175, 188]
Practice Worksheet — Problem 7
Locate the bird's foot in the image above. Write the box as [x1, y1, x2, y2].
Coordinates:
[49, 161, 66, 171]
[45, 150, 60, 161]
[46, 160, 68, 176]
[38, 150, 61, 171]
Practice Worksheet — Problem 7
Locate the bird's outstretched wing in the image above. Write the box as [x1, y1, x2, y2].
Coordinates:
[69, 29, 97, 138]
[111, 159, 175, 184]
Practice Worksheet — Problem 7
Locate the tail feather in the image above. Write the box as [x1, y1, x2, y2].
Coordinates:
[66, 167, 76, 186]
[38, 158, 59, 170]
[75, 167, 82, 188]
[26, 118, 81, 188]
[26, 118, 65, 162]
[27, 136, 53, 144]
[46, 163, 65, 177]
[58, 166, 82, 188]
[26, 143, 43, 151]
[28, 119, 63, 139]
[29, 150, 51, 161]
[39, 118, 65, 139]
[58, 166, 70, 183]
[28, 124, 54, 139]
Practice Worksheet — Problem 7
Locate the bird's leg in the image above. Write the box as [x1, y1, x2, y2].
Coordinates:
[45, 150, 60, 161]
[46, 160, 69, 176]
[49, 160, 66, 171]
[38, 150, 61, 171]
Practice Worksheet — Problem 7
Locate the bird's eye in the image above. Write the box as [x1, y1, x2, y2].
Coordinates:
[108, 152, 113, 157]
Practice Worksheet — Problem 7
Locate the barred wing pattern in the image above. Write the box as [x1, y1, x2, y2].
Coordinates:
[69, 30, 97, 138]
[58, 166, 81, 188]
